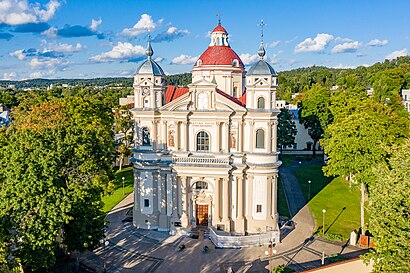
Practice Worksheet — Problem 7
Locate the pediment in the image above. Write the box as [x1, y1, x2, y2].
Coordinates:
[188, 78, 217, 88]
[161, 87, 246, 112]
[248, 77, 270, 87]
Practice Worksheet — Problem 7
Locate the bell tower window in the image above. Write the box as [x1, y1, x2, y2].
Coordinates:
[257, 97, 265, 109]
[142, 127, 151, 146]
[255, 129, 265, 148]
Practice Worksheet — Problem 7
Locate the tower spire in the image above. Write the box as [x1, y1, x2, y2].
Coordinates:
[216, 12, 222, 25]
[146, 30, 154, 60]
[257, 20, 266, 59]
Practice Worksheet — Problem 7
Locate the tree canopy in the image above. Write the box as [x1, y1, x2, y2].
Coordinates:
[0, 96, 115, 271]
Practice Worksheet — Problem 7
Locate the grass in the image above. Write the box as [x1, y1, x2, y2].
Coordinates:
[101, 166, 134, 214]
[277, 176, 291, 218]
[294, 164, 367, 239]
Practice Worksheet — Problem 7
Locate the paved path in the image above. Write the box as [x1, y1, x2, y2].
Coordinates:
[80, 161, 366, 273]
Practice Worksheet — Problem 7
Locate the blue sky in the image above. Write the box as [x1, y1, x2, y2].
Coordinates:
[0, 0, 409, 80]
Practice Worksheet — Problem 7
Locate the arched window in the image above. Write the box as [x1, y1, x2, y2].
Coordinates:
[142, 127, 151, 146]
[257, 97, 265, 109]
[197, 59, 202, 66]
[232, 59, 239, 67]
[195, 181, 208, 190]
[196, 131, 209, 152]
[255, 129, 265, 148]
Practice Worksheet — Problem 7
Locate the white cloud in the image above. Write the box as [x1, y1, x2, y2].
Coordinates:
[335, 37, 353, 42]
[28, 57, 62, 69]
[90, 42, 146, 63]
[152, 27, 189, 42]
[119, 14, 162, 37]
[2, 72, 16, 80]
[41, 26, 57, 38]
[170, 54, 198, 65]
[154, 57, 164, 63]
[10, 49, 26, 60]
[29, 70, 55, 78]
[239, 53, 259, 65]
[41, 40, 83, 52]
[268, 40, 280, 48]
[294, 33, 334, 53]
[367, 39, 388, 47]
[331, 41, 361, 54]
[90, 18, 102, 32]
[332, 64, 357, 69]
[0, 0, 60, 25]
[385, 48, 408, 60]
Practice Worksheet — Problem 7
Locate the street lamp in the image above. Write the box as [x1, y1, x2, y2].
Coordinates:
[99, 239, 109, 273]
[322, 209, 326, 236]
[122, 177, 125, 195]
[308, 180, 311, 201]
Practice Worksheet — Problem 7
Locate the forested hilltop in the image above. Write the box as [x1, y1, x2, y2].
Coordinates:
[2, 57, 409, 103]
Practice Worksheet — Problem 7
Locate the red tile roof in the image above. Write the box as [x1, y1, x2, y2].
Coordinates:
[165, 86, 189, 104]
[195, 46, 244, 67]
[212, 24, 227, 33]
[216, 89, 246, 107]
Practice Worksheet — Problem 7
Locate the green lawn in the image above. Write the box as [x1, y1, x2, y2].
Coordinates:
[294, 164, 366, 239]
[101, 166, 134, 213]
[277, 176, 291, 218]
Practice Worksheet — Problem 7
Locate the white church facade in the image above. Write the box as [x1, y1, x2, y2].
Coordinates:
[129, 22, 282, 243]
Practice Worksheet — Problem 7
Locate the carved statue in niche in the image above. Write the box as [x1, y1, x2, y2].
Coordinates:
[169, 130, 175, 147]
[231, 133, 236, 149]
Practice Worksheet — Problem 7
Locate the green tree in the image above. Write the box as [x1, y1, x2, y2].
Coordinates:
[0, 97, 115, 271]
[321, 98, 409, 234]
[365, 141, 410, 272]
[114, 104, 134, 170]
[277, 108, 297, 154]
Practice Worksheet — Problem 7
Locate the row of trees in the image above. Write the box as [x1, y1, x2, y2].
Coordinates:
[297, 56, 410, 272]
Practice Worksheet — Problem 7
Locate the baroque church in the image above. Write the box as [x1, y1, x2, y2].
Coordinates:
[129, 20, 282, 245]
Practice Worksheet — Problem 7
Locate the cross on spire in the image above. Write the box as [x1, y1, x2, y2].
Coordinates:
[258, 19, 267, 43]
[216, 12, 222, 25]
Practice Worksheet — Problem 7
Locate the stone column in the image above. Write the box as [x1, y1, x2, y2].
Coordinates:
[238, 121, 243, 152]
[186, 120, 190, 152]
[267, 122, 273, 153]
[234, 175, 245, 234]
[134, 171, 141, 227]
[158, 172, 168, 231]
[267, 175, 272, 219]
[181, 121, 187, 151]
[171, 173, 179, 222]
[225, 121, 230, 153]
[249, 121, 255, 152]
[246, 175, 254, 223]
[163, 121, 168, 149]
[221, 177, 230, 230]
[175, 122, 180, 150]
[273, 120, 278, 154]
[152, 120, 158, 150]
[216, 122, 221, 152]
[272, 174, 278, 221]
[180, 176, 189, 227]
[213, 178, 221, 224]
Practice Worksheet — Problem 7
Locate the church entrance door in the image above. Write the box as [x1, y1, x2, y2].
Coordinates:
[196, 204, 208, 226]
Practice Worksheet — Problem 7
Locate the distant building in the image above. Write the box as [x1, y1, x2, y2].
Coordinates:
[0, 104, 11, 127]
[284, 109, 319, 152]
[401, 89, 410, 112]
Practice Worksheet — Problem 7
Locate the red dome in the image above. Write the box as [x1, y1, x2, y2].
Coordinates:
[195, 46, 244, 67]
[212, 24, 227, 33]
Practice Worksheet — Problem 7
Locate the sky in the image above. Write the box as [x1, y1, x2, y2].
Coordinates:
[0, 0, 409, 80]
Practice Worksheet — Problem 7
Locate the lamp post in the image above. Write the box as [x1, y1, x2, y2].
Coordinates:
[122, 176, 125, 195]
[308, 180, 311, 201]
[322, 209, 326, 236]
[99, 239, 109, 273]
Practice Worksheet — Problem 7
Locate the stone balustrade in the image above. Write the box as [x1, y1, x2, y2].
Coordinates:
[209, 227, 280, 248]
